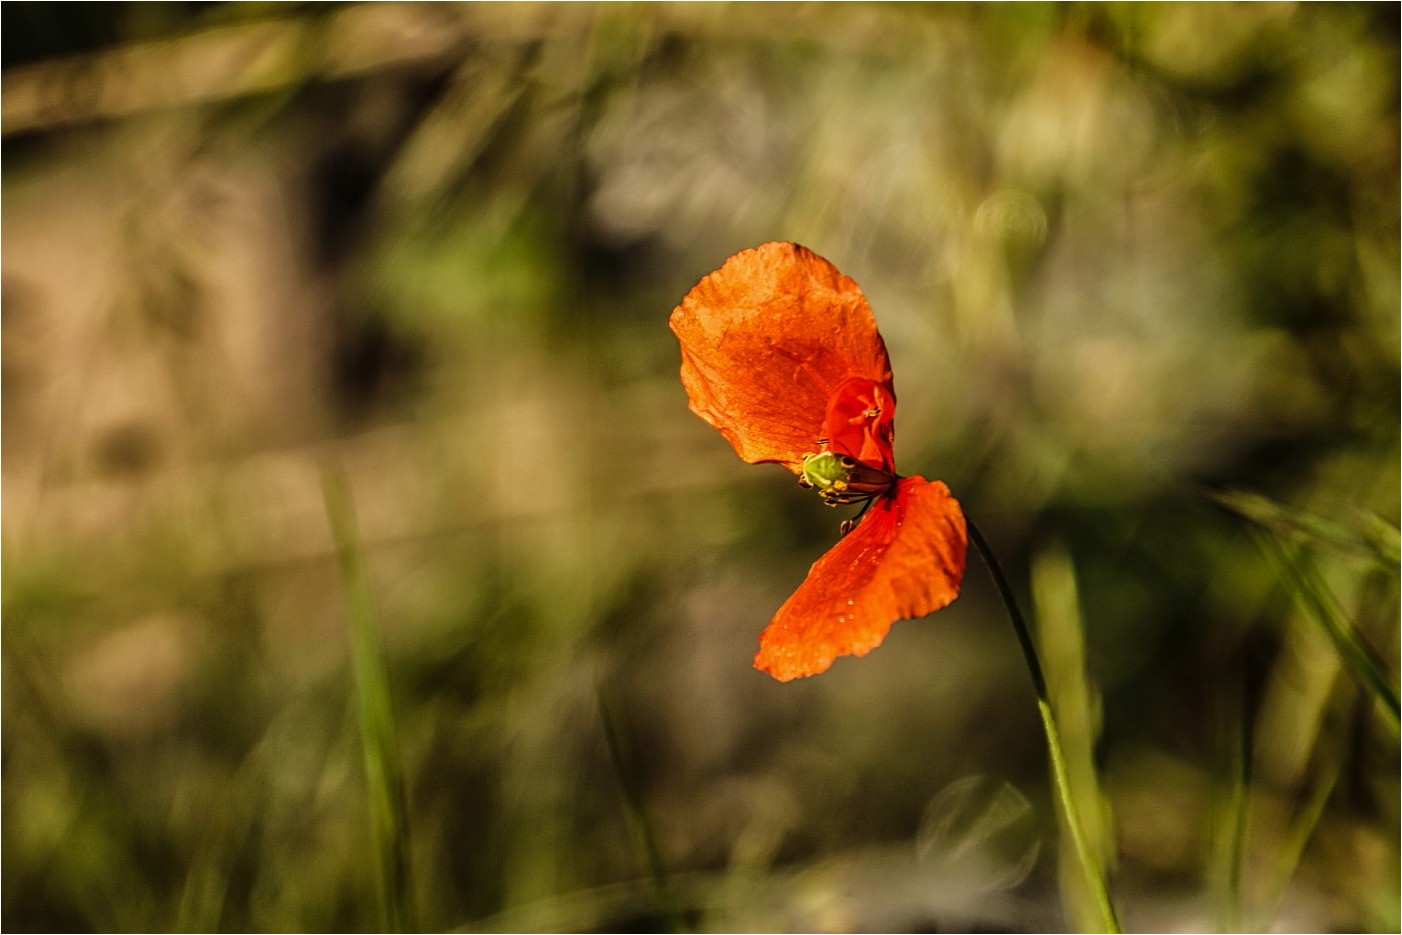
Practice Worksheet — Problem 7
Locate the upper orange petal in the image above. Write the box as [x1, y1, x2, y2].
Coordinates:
[669, 242, 893, 472]
[754, 476, 967, 681]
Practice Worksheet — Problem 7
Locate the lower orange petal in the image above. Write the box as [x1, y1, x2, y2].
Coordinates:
[754, 476, 967, 681]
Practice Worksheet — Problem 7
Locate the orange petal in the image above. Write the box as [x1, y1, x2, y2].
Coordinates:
[754, 476, 967, 681]
[669, 242, 893, 472]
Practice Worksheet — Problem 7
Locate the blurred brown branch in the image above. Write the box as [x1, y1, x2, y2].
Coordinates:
[2, 5, 472, 135]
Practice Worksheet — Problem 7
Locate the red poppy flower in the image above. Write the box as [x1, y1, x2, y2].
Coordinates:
[670, 242, 967, 681]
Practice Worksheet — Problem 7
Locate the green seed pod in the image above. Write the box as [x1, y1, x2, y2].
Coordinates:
[799, 452, 895, 506]
[801, 451, 854, 491]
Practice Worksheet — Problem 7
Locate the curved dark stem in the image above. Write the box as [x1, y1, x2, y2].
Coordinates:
[967, 520, 1049, 697]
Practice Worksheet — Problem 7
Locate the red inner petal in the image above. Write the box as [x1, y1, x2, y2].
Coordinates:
[822, 376, 896, 472]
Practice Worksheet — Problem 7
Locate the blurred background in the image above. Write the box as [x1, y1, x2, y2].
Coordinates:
[3, 3, 1397, 932]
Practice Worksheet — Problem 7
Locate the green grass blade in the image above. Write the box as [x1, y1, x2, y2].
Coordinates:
[1031, 544, 1115, 933]
[1214, 679, 1251, 934]
[1255, 757, 1340, 931]
[1210, 489, 1401, 568]
[1257, 535, 1400, 734]
[968, 519, 1122, 934]
[597, 687, 685, 933]
[321, 463, 416, 932]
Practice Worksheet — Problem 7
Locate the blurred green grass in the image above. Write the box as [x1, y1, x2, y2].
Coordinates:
[3, 3, 1397, 931]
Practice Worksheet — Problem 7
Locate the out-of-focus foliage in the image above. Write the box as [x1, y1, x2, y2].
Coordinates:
[3, 3, 1396, 931]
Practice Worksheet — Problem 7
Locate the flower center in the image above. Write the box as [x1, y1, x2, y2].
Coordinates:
[798, 451, 895, 507]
